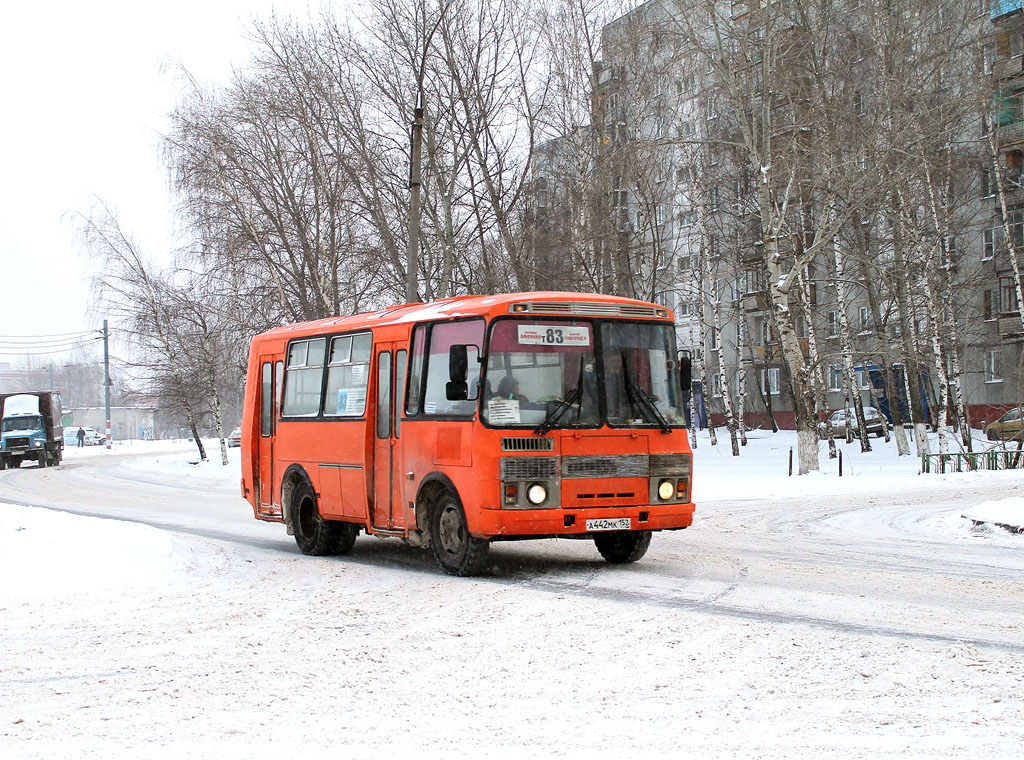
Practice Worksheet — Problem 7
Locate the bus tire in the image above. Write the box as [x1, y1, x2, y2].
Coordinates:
[333, 522, 360, 555]
[292, 481, 341, 556]
[430, 490, 489, 577]
[594, 530, 652, 564]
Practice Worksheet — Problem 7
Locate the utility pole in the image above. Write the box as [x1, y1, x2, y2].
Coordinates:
[406, 102, 424, 305]
[406, 1, 452, 305]
[103, 319, 111, 449]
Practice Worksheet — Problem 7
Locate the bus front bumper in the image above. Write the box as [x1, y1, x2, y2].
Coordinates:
[473, 502, 695, 539]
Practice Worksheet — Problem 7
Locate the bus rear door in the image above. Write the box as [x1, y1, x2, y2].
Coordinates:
[372, 344, 407, 531]
[257, 359, 283, 519]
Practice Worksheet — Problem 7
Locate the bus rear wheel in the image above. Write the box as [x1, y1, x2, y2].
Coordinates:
[594, 530, 652, 564]
[293, 481, 341, 556]
[430, 491, 489, 577]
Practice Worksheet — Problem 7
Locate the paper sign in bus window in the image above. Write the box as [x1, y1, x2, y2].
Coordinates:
[487, 397, 520, 424]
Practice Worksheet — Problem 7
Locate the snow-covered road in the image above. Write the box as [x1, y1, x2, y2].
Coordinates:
[1, 436, 1023, 757]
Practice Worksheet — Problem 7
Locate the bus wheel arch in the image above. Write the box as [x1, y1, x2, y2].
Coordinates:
[280, 464, 312, 533]
[424, 481, 489, 577]
[414, 473, 459, 549]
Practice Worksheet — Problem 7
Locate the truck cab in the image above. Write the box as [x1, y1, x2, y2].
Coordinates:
[0, 392, 63, 469]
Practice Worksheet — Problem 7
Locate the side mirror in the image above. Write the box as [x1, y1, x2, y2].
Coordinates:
[679, 353, 692, 391]
[446, 345, 469, 401]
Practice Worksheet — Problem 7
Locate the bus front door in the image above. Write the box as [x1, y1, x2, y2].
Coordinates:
[257, 359, 283, 519]
[372, 344, 407, 531]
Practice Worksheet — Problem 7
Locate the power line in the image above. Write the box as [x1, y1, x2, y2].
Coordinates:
[0, 330, 98, 340]
[0, 339, 103, 356]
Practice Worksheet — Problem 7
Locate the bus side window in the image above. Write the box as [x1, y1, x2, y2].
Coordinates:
[405, 325, 427, 416]
[324, 332, 372, 418]
[422, 320, 484, 416]
[282, 338, 326, 416]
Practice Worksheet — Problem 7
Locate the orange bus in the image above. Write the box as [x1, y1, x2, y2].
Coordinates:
[240, 292, 695, 575]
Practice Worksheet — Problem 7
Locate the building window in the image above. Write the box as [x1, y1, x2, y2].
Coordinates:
[859, 306, 871, 331]
[828, 365, 842, 392]
[986, 350, 1002, 383]
[1000, 276, 1018, 314]
[763, 367, 780, 395]
[855, 367, 870, 390]
[827, 311, 840, 338]
[745, 267, 766, 294]
[983, 288, 999, 321]
[710, 373, 722, 397]
[677, 254, 692, 272]
[981, 166, 994, 198]
[1008, 207, 1024, 248]
[983, 228, 995, 260]
[655, 204, 668, 226]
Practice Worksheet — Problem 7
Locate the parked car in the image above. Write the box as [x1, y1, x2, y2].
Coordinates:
[985, 408, 1024, 442]
[227, 427, 242, 447]
[818, 407, 888, 438]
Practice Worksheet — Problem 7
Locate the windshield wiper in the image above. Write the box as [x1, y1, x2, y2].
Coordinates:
[620, 351, 672, 434]
[534, 360, 585, 436]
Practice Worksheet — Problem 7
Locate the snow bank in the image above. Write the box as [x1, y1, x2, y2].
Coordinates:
[0, 505, 192, 599]
[962, 497, 1024, 532]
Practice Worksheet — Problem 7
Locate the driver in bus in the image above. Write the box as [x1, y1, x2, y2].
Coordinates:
[496, 376, 528, 403]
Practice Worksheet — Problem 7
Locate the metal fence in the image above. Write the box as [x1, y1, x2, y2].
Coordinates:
[921, 450, 1024, 474]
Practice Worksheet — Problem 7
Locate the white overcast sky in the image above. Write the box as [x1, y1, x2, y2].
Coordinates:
[0, 0, 351, 363]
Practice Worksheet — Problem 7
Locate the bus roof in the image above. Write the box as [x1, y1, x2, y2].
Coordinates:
[256, 291, 672, 340]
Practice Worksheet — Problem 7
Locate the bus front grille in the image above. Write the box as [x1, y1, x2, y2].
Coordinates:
[500, 456, 558, 480]
[563, 454, 648, 479]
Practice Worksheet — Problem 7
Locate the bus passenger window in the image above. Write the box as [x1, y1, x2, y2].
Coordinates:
[324, 332, 372, 417]
[282, 337, 326, 416]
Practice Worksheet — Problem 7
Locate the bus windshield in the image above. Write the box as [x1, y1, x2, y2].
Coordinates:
[483, 319, 600, 429]
[482, 319, 683, 430]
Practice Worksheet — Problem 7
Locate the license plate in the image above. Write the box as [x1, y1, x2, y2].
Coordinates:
[586, 517, 631, 531]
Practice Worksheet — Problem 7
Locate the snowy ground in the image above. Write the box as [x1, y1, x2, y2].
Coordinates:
[1, 430, 1023, 758]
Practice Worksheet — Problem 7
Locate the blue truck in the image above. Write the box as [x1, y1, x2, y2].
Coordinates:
[0, 391, 63, 469]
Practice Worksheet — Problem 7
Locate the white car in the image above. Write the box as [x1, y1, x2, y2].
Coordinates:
[64, 427, 105, 446]
[227, 427, 242, 447]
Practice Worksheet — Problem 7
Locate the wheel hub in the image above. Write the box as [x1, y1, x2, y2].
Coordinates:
[437, 505, 466, 555]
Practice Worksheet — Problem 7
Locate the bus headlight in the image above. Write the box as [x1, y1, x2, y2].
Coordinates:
[657, 479, 675, 501]
[526, 483, 548, 505]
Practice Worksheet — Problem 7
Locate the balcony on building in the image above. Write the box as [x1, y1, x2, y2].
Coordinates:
[993, 52, 1024, 81]
[992, 1, 1023, 21]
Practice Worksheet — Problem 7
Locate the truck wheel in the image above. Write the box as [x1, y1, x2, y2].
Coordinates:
[292, 480, 341, 556]
[594, 530, 652, 564]
[429, 489, 489, 576]
[38, 451, 48, 468]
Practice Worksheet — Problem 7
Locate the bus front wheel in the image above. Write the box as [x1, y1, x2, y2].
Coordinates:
[430, 491, 489, 577]
[594, 530, 652, 564]
[293, 481, 341, 556]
